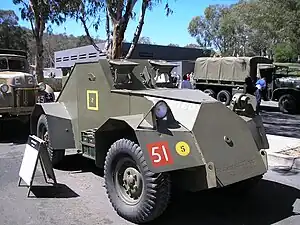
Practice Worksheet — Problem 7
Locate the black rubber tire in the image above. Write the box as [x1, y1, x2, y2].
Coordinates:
[217, 90, 232, 106]
[37, 114, 65, 167]
[203, 89, 216, 98]
[104, 138, 171, 224]
[278, 94, 298, 114]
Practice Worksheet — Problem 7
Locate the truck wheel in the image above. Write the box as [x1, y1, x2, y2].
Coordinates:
[278, 94, 298, 114]
[217, 90, 231, 106]
[104, 138, 171, 224]
[203, 89, 216, 98]
[37, 114, 65, 167]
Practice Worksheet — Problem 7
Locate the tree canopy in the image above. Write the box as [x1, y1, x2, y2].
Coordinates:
[188, 0, 300, 62]
[0, 10, 28, 51]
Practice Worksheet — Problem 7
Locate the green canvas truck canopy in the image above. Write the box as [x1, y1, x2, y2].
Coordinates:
[194, 56, 273, 82]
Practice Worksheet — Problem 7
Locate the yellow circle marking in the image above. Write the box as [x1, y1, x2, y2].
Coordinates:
[175, 141, 190, 156]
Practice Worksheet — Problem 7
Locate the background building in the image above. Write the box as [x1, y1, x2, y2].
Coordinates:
[54, 42, 212, 75]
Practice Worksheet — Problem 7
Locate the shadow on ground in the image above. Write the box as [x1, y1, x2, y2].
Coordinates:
[55, 154, 104, 177]
[29, 183, 79, 198]
[57, 155, 300, 225]
[0, 120, 30, 144]
[270, 166, 300, 176]
[261, 108, 300, 139]
[149, 179, 300, 225]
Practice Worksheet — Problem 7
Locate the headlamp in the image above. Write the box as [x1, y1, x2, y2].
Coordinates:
[38, 82, 46, 91]
[154, 101, 168, 119]
[0, 84, 9, 93]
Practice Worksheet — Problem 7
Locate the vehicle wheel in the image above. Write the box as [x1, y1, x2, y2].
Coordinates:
[104, 138, 171, 224]
[203, 89, 216, 98]
[37, 114, 65, 167]
[217, 90, 232, 106]
[278, 94, 298, 114]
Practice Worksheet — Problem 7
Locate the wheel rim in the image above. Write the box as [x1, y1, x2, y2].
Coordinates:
[219, 93, 227, 104]
[282, 97, 295, 111]
[114, 157, 144, 205]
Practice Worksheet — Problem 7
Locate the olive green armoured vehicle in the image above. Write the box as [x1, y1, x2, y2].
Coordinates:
[0, 49, 55, 127]
[30, 59, 269, 223]
[193, 56, 273, 105]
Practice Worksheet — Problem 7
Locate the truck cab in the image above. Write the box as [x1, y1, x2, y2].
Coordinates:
[257, 63, 300, 113]
[0, 49, 53, 125]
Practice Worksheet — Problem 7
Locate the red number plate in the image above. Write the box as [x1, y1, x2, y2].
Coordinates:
[146, 141, 173, 167]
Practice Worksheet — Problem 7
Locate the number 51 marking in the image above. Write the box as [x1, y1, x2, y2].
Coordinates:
[147, 141, 173, 167]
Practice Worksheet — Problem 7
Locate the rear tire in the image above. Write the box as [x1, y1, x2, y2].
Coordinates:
[37, 114, 65, 167]
[104, 138, 171, 224]
[203, 89, 216, 98]
[278, 94, 298, 114]
[217, 90, 232, 106]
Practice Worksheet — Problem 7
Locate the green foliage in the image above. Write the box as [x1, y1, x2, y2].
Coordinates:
[188, 0, 300, 61]
[274, 43, 298, 63]
[0, 10, 28, 51]
[138, 36, 152, 44]
[168, 43, 179, 47]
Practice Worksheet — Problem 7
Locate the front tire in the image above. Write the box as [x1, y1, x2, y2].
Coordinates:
[104, 138, 171, 224]
[37, 114, 65, 167]
[278, 94, 298, 114]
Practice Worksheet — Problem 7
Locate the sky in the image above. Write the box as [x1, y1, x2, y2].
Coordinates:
[2, 0, 238, 46]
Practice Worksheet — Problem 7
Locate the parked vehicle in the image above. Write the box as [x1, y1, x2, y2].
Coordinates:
[0, 49, 54, 130]
[193, 56, 272, 105]
[30, 58, 269, 223]
[257, 63, 300, 114]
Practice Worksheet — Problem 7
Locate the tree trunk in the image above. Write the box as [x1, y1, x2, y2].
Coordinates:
[105, 8, 111, 56]
[35, 35, 44, 82]
[111, 23, 123, 59]
[125, 0, 148, 59]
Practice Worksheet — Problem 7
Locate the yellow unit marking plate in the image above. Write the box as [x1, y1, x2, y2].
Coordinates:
[86, 90, 99, 111]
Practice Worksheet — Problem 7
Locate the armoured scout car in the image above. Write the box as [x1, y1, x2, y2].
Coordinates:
[0, 49, 55, 128]
[30, 59, 269, 223]
[193, 56, 273, 105]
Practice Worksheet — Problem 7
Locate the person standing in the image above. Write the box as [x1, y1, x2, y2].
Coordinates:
[243, 76, 256, 95]
[179, 74, 193, 89]
[255, 77, 266, 114]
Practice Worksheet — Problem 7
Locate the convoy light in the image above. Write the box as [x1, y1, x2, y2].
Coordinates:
[0, 84, 9, 93]
[38, 82, 46, 91]
[154, 101, 168, 119]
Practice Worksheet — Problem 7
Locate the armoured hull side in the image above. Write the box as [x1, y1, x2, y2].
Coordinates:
[192, 102, 267, 186]
[139, 95, 267, 187]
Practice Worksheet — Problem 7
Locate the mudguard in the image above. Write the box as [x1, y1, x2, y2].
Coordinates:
[95, 114, 206, 173]
[30, 102, 75, 150]
[272, 87, 300, 100]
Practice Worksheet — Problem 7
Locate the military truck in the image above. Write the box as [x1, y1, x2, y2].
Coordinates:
[257, 63, 300, 114]
[193, 56, 273, 105]
[30, 58, 269, 223]
[0, 49, 55, 128]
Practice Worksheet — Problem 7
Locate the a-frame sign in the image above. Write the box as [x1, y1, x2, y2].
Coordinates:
[18, 135, 57, 197]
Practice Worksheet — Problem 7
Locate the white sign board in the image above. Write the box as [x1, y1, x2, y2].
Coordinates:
[19, 143, 39, 186]
[18, 135, 57, 197]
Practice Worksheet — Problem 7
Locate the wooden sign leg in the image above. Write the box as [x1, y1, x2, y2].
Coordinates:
[39, 157, 49, 184]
